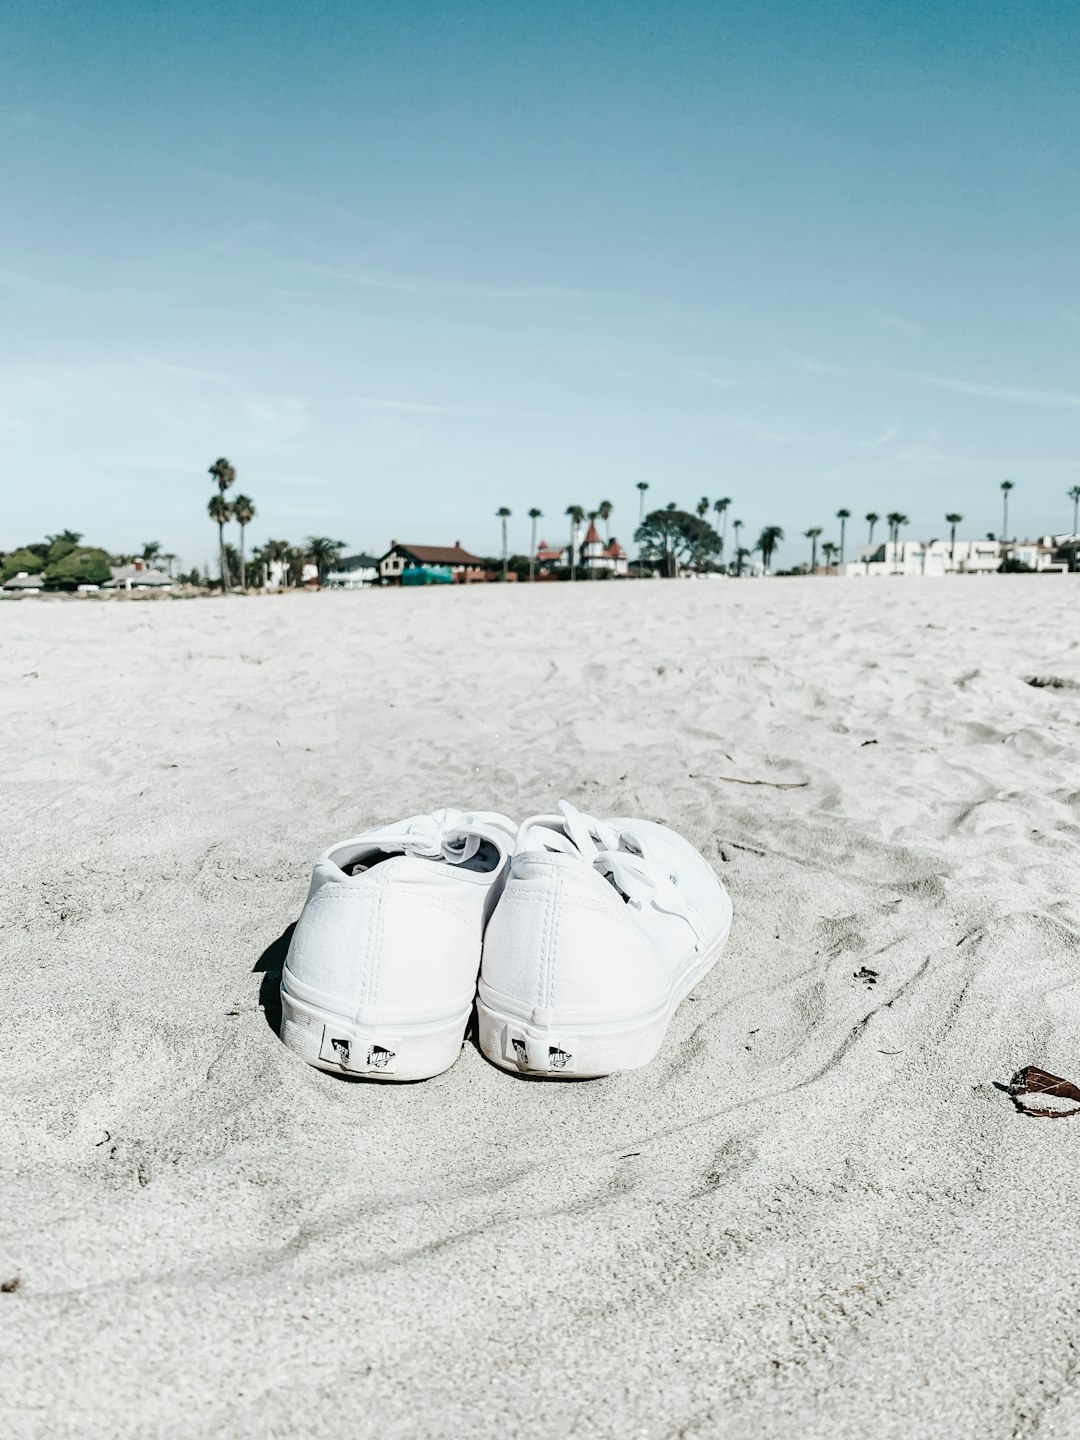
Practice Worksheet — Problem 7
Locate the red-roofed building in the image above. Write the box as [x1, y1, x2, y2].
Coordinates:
[580, 522, 629, 576]
[534, 538, 567, 574]
[379, 541, 491, 585]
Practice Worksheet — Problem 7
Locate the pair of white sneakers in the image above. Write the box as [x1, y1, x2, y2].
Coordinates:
[279, 801, 733, 1082]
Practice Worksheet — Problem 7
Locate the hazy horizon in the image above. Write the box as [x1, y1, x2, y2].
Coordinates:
[3, 0, 1079, 570]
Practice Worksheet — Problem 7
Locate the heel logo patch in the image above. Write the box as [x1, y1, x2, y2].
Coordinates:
[507, 1031, 573, 1072]
[319, 1028, 397, 1074]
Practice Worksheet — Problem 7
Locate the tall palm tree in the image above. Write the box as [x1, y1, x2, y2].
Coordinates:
[1000, 479, 1014, 543]
[207, 457, 236, 594]
[208, 457, 236, 495]
[232, 494, 255, 590]
[1068, 485, 1080, 535]
[141, 541, 162, 564]
[757, 525, 784, 574]
[886, 512, 908, 574]
[804, 526, 822, 573]
[866, 512, 880, 546]
[735, 546, 752, 577]
[304, 536, 346, 587]
[733, 518, 743, 557]
[565, 505, 585, 580]
[636, 482, 649, 524]
[208, 495, 233, 590]
[496, 507, 512, 581]
[821, 541, 837, 571]
[696, 496, 710, 519]
[714, 497, 732, 564]
[598, 499, 613, 541]
[945, 512, 963, 567]
[836, 508, 850, 566]
[528, 507, 542, 582]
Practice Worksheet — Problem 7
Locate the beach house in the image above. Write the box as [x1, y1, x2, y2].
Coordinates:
[102, 560, 176, 592]
[841, 537, 1068, 576]
[378, 541, 490, 585]
[325, 553, 380, 589]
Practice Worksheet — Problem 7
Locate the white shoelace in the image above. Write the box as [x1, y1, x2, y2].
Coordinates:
[384, 808, 515, 866]
[529, 801, 688, 917]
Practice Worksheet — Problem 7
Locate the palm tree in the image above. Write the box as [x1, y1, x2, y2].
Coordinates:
[1069, 485, 1080, 535]
[141, 541, 162, 564]
[565, 505, 585, 580]
[836, 508, 850, 566]
[1000, 479, 1014, 544]
[208, 494, 233, 590]
[528, 508, 542, 582]
[232, 494, 255, 590]
[866, 512, 880, 546]
[160, 553, 176, 577]
[598, 499, 613, 541]
[714, 497, 731, 563]
[696, 496, 710, 519]
[304, 536, 346, 587]
[734, 546, 752, 577]
[804, 526, 822, 573]
[636, 482, 649, 524]
[757, 525, 784, 573]
[886, 512, 908, 574]
[821, 541, 837, 571]
[207, 458, 236, 593]
[945, 512, 963, 567]
[496, 507, 512, 581]
[733, 518, 743, 557]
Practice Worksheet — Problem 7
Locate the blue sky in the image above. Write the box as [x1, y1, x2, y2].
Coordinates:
[2, 0, 1078, 568]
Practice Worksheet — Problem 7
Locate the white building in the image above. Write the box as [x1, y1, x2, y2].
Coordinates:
[578, 520, 630, 576]
[102, 561, 176, 591]
[841, 538, 1068, 577]
[325, 553, 379, 589]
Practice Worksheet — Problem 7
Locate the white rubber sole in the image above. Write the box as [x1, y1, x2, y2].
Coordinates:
[279, 985, 470, 1082]
[476, 910, 732, 1079]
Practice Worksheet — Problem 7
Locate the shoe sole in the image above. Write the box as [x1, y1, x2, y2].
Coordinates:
[476, 908, 732, 1079]
[279, 985, 470, 1082]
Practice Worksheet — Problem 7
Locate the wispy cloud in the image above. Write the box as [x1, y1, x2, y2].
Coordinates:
[305, 262, 605, 303]
[868, 308, 924, 336]
[858, 423, 900, 449]
[894, 370, 1080, 409]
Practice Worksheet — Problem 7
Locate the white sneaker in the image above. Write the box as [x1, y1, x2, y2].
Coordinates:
[478, 802, 732, 1077]
[280, 808, 514, 1080]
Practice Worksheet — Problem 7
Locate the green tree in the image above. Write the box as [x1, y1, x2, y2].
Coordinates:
[822, 541, 837, 570]
[1068, 485, 1080, 535]
[757, 525, 784, 573]
[44, 546, 112, 590]
[803, 527, 822, 572]
[865, 512, 880, 546]
[232, 495, 255, 590]
[732, 518, 743, 557]
[634, 508, 721, 578]
[734, 546, 752, 577]
[496, 507, 512, 581]
[208, 494, 233, 590]
[141, 541, 162, 564]
[836, 508, 851, 565]
[305, 536, 346, 586]
[945, 512, 963, 566]
[696, 496, 710, 519]
[0, 547, 47, 583]
[208, 457, 236, 592]
[565, 505, 585, 580]
[636, 482, 649, 524]
[528, 507, 542, 583]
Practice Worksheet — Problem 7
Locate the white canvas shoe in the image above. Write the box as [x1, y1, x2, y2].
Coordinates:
[280, 808, 515, 1080]
[478, 802, 732, 1078]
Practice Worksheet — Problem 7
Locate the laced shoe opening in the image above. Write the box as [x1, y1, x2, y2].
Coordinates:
[330, 837, 502, 876]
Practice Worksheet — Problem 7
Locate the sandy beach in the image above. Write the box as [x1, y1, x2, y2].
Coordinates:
[3, 576, 1079, 1439]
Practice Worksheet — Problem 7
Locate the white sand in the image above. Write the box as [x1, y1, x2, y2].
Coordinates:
[2, 577, 1079, 1439]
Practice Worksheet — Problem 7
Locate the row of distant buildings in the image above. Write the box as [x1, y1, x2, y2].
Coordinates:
[313, 521, 629, 588]
[831, 535, 1080, 577]
[6, 528, 1077, 595]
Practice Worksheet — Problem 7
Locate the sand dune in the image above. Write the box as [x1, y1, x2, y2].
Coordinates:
[2, 577, 1079, 1438]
